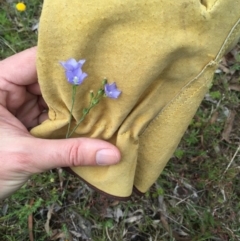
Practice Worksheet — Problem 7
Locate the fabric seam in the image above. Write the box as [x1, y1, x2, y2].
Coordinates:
[139, 17, 240, 137]
[208, 0, 219, 12]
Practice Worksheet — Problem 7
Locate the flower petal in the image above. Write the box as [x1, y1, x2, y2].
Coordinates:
[60, 58, 78, 70]
[79, 72, 88, 84]
[104, 82, 121, 99]
[78, 59, 86, 67]
[60, 58, 87, 85]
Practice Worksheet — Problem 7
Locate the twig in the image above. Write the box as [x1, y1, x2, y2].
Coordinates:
[165, 192, 203, 217]
[0, 37, 16, 54]
[105, 227, 112, 241]
[58, 167, 64, 190]
[222, 145, 240, 178]
[220, 189, 226, 202]
[70, 214, 77, 231]
[28, 199, 34, 241]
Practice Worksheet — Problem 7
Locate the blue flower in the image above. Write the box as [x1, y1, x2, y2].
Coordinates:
[60, 58, 88, 85]
[104, 82, 121, 99]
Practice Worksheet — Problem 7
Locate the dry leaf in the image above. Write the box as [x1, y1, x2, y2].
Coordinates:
[57, 168, 64, 190]
[229, 84, 240, 92]
[44, 205, 54, 234]
[210, 111, 219, 124]
[218, 63, 230, 73]
[222, 110, 236, 142]
[2, 203, 8, 215]
[124, 215, 143, 223]
[50, 229, 72, 241]
[114, 207, 123, 222]
[69, 230, 82, 238]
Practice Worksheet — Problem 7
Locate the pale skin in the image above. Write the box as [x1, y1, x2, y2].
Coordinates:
[0, 47, 121, 199]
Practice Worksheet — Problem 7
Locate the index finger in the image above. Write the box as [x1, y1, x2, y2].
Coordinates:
[0, 47, 38, 86]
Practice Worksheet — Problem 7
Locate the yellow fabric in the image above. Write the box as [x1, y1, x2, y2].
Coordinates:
[32, 0, 240, 198]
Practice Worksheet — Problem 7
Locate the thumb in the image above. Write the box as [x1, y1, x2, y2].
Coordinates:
[26, 137, 121, 173]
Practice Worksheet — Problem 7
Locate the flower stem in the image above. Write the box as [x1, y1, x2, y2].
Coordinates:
[67, 88, 105, 138]
[66, 85, 77, 138]
[68, 102, 95, 138]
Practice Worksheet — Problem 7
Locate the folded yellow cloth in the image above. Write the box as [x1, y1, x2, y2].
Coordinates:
[31, 0, 240, 198]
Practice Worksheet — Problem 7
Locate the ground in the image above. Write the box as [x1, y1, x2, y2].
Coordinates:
[0, 1, 240, 240]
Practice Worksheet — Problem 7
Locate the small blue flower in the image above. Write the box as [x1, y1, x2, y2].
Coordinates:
[104, 82, 121, 99]
[60, 58, 88, 85]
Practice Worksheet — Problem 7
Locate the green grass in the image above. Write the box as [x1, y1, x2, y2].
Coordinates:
[1, 1, 240, 240]
[0, 0, 41, 59]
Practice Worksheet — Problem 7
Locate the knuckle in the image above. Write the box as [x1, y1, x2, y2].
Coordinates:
[68, 144, 83, 166]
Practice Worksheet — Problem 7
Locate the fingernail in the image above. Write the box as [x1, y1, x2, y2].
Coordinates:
[96, 149, 120, 165]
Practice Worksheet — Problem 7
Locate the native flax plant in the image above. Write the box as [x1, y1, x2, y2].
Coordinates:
[60, 58, 88, 138]
[60, 58, 121, 138]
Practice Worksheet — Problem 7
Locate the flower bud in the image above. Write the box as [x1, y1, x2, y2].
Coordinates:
[89, 90, 94, 98]
[102, 78, 108, 85]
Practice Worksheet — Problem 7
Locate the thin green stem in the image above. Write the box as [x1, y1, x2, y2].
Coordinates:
[68, 93, 103, 137]
[66, 85, 77, 138]
[66, 85, 105, 138]
[68, 102, 95, 138]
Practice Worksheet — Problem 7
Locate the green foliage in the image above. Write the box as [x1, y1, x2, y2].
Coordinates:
[0, 0, 42, 59]
[0, 0, 240, 240]
[104, 219, 114, 228]
[231, 53, 240, 70]
[174, 148, 185, 159]
[209, 90, 221, 100]
[185, 129, 199, 145]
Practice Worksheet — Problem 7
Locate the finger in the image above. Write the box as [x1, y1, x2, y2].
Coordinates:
[38, 112, 48, 124]
[16, 95, 48, 128]
[27, 82, 41, 95]
[38, 96, 48, 110]
[25, 137, 121, 173]
[0, 47, 37, 86]
[16, 95, 39, 127]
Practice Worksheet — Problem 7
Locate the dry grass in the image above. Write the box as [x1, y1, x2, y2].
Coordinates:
[0, 1, 240, 240]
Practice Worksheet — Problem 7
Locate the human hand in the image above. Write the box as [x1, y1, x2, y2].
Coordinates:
[0, 47, 121, 199]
